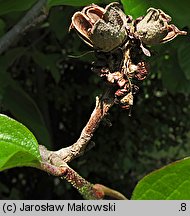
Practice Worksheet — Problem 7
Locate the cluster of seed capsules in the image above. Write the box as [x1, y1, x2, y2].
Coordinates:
[70, 2, 186, 111]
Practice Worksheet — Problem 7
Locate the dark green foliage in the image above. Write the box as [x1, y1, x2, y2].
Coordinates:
[0, 114, 40, 171]
[132, 158, 190, 199]
[0, 0, 190, 199]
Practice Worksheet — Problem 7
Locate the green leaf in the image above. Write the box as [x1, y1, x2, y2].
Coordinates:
[0, 79, 52, 148]
[0, 19, 5, 37]
[31, 50, 61, 83]
[48, 0, 113, 7]
[156, 1, 190, 27]
[0, 114, 41, 171]
[49, 7, 75, 41]
[0, 48, 52, 148]
[0, 0, 37, 15]
[0, 47, 26, 69]
[121, 0, 152, 19]
[178, 42, 190, 80]
[132, 158, 190, 200]
[1, 78, 52, 148]
[161, 49, 190, 94]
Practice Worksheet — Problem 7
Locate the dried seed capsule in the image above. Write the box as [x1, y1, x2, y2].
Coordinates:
[120, 104, 130, 110]
[135, 61, 149, 80]
[120, 92, 133, 106]
[107, 73, 115, 83]
[70, 2, 132, 52]
[135, 8, 187, 45]
[115, 88, 129, 97]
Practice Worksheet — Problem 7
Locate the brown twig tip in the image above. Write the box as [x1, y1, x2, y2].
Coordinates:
[93, 184, 128, 200]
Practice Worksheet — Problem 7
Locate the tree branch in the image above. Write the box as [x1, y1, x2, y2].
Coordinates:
[37, 86, 127, 200]
[54, 86, 115, 162]
[38, 146, 127, 200]
[0, 0, 48, 54]
[38, 86, 115, 164]
[40, 87, 114, 165]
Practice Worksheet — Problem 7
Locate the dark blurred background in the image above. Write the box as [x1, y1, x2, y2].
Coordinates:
[0, 0, 190, 199]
